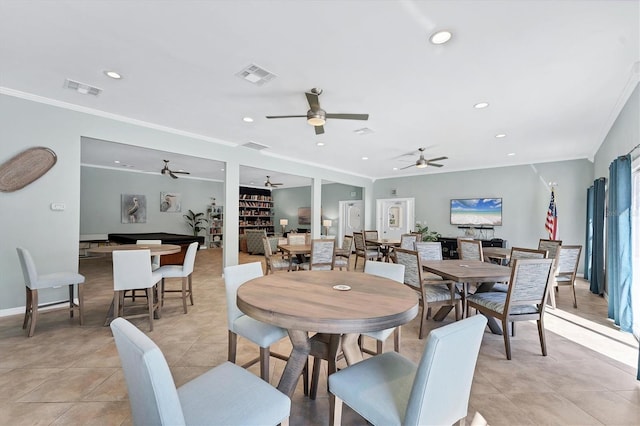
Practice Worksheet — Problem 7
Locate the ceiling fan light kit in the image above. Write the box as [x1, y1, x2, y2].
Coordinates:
[400, 148, 448, 170]
[161, 160, 190, 179]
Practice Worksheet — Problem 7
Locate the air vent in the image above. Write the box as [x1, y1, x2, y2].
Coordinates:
[242, 141, 270, 151]
[236, 64, 277, 86]
[64, 79, 102, 96]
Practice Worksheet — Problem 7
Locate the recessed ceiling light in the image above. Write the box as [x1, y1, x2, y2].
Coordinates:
[114, 160, 120, 164]
[250, 181, 254, 185]
[104, 70, 122, 79]
[430, 30, 452, 45]
[507, 152, 516, 156]
[221, 168, 225, 172]
[474, 102, 489, 109]
[316, 142, 325, 146]
[393, 167, 398, 171]
[495, 133, 507, 138]
[243, 117, 254, 123]
[362, 157, 368, 160]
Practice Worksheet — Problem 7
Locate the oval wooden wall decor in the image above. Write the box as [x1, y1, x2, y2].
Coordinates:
[0, 147, 57, 192]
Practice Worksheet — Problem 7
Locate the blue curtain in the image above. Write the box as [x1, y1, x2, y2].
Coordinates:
[590, 178, 606, 295]
[606, 155, 633, 333]
[584, 186, 594, 280]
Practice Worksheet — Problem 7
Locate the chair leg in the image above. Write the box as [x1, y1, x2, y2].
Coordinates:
[23, 287, 32, 330]
[376, 340, 384, 355]
[512, 322, 516, 337]
[571, 282, 578, 308]
[28, 289, 38, 337]
[330, 395, 343, 426]
[538, 317, 548, 356]
[502, 318, 512, 360]
[160, 278, 165, 307]
[146, 287, 154, 331]
[228, 331, 237, 363]
[181, 276, 188, 314]
[113, 291, 121, 321]
[78, 283, 84, 326]
[547, 285, 557, 308]
[259, 346, 270, 382]
[188, 274, 194, 306]
[418, 303, 428, 339]
[68, 285, 74, 318]
[302, 360, 309, 396]
[393, 327, 401, 353]
[310, 356, 321, 400]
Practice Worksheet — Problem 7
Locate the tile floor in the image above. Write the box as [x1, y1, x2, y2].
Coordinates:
[0, 248, 638, 425]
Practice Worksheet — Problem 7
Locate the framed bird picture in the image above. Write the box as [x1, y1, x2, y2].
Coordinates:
[121, 194, 147, 223]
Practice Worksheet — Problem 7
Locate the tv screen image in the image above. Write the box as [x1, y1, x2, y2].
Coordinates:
[450, 198, 502, 226]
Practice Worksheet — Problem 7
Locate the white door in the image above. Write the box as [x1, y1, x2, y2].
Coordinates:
[338, 200, 364, 247]
[376, 198, 415, 240]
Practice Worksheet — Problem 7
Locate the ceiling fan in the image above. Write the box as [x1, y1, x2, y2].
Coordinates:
[264, 176, 283, 188]
[266, 88, 369, 135]
[400, 148, 448, 169]
[160, 160, 190, 179]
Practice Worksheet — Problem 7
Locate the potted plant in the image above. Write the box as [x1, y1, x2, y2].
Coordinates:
[184, 209, 208, 236]
[414, 223, 441, 242]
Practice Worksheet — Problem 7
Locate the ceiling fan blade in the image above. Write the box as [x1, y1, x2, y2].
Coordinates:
[400, 164, 415, 170]
[325, 113, 369, 120]
[266, 115, 307, 119]
[427, 156, 448, 162]
[315, 125, 325, 135]
[427, 163, 444, 168]
[169, 171, 179, 179]
[272, 183, 283, 186]
[172, 171, 190, 175]
[305, 91, 320, 110]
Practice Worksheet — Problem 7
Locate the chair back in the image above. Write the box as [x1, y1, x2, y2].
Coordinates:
[181, 242, 199, 275]
[16, 247, 38, 289]
[508, 247, 547, 267]
[538, 239, 562, 260]
[364, 261, 404, 283]
[262, 236, 274, 257]
[400, 234, 418, 250]
[308, 239, 335, 270]
[507, 258, 554, 309]
[110, 318, 185, 426]
[457, 239, 483, 261]
[305, 232, 312, 245]
[223, 262, 263, 333]
[113, 250, 155, 291]
[364, 230, 378, 245]
[287, 233, 306, 245]
[136, 240, 161, 269]
[341, 235, 353, 252]
[394, 248, 423, 289]
[556, 245, 582, 276]
[404, 315, 487, 426]
[353, 232, 366, 253]
[414, 242, 443, 261]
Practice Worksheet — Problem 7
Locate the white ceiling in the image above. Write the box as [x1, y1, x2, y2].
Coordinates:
[1, 0, 638, 185]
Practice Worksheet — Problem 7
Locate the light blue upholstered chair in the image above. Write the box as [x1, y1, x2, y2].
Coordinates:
[155, 242, 198, 313]
[110, 317, 291, 426]
[361, 261, 405, 355]
[224, 262, 288, 381]
[552, 245, 582, 308]
[17, 247, 85, 337]
[329, 315, 487, 426]
[467, 258, 555, 359]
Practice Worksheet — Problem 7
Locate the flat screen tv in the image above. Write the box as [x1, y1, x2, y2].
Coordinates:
[450, 198, 502, 226]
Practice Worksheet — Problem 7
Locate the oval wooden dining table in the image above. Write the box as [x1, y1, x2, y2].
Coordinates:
[237, 270, 419, 397]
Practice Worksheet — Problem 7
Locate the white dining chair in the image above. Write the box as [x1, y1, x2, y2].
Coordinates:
[155, 241, 198, 313]
[224, 262, 288, 381]
[136, 239, 162, 270]
[110, 317, 291, 426]
[16, 247, 85, 337]
[329, 315, 487, 426]
[113, 249, 163, 331]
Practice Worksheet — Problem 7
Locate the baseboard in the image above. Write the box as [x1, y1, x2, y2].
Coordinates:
[0, 298, 78, 318]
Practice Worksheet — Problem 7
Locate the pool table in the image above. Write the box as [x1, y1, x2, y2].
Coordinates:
[107, 232, 205, 265]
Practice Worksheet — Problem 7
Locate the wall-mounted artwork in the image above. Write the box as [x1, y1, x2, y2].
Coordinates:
[298, 207, 311, 225]
[388, 206, 401, 228]
[122, 194, 147, 223]
[160, 192, 182, 212]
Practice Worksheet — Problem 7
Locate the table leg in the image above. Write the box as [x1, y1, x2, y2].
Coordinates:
[278, 329, 311, 398]
[472, 283, 503, 335]
[341, 333, 364, 365]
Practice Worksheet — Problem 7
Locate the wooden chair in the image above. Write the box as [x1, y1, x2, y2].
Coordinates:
[333, 235, 352, 271]
[16, 247, 85, 337]
[466, 258, 555, 359]
[394, 248, 461, 339]
[329, 315, 487, 426]
[552, 245, 582, 308]
[352, 232, 379, 270]
[155, 242, 198, 313]
[363, 230, 381, 258]
[110, 317, 291, 426]
[112, 249, 162, 331]
[537, 239, 562, 306]
[262, 236, 294, 273]
[457, 238, 484, 261]
[300, 239, 335, 271]
[490, 247, 548, 293]
[287, 233, 306, 245]
[400, 233, 418, 249]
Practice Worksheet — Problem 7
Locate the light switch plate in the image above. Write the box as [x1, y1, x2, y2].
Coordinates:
[50, 202, 65, 211]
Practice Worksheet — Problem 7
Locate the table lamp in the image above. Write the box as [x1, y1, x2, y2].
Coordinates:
[323, 219, 332, 236]
[280, 218, 288, 234]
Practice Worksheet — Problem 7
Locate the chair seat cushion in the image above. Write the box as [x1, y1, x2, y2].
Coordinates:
[490, 283, 509, 293]
[334, 258, 348, 267]
[467, 292, 538, 315]
[270, 258, 291, 269]
[299, 264, 332, 271]
[179, 361, 290, 426]
[233, 315, 287, 347]
[329, 352, 416, 426]
[156, 265, 185, 278]
[33, 272, 85, 289]
[423, 285, 461, 302]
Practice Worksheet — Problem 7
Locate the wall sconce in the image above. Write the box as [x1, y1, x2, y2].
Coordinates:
[323, 219, 332, 236]
[280, 218, 288, 234]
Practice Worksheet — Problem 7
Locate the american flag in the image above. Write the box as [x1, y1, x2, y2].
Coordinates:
[545, 188, 558, 239]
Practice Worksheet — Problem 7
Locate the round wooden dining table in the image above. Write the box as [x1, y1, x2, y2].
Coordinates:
[87, 243, 181, 256]
[237, 270, 419, 397]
